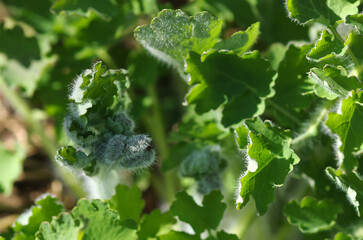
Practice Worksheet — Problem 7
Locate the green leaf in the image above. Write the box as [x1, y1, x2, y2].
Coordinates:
[284, 196, 341, 233]
[285, 0, 359, 25]
[35, 213, 84, 240]
[325, 91, 363, 171]
[213, 22, 260, 56]
[334, 232, 355, 240]
[14, 195, 65, 239]
[236, 118, 300, 215]
[57, 62, 155, 176]
[264, 43, 288, 71]
[0, 24, 56, 97]
[269, 43, 315, 126]
[134, 9, 222, 79]
[186, 50, 275, 127]
[170, 191, 226, 234]
[345, 31, 363, 81]
[0, 143, 26, 196]
[309, 66, 362, 99]
[216, 230, 239, 240]
[308, 30, 346, 61]
[51, 0, 116, 18]
[326, 167, 363, 216]
[109, 185, 145, 223]
[159, 231, 201, 240]
[137, 210, 176, 240]
[0, 24, 40, 67]
[37, 199, 137, 240]
[179, 145, 221, 177]
[346, 13, 363, 35]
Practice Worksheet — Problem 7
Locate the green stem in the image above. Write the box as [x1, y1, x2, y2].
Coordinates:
[328, 26, 362, 79]
[146, 86, 169, 161]
[238, 207, 258, 239]
[267, 100, 301, 125]
[0, 78, 84, 197]
[142, 86, 179, 203]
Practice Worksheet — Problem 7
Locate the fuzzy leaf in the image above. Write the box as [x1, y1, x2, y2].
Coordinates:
[346, 13, 363, 35]
[286, 0, 359, 25]
[325, 91, 363, 171]
[186, 50, 275, 127]
[35, 213, 83, 240]
[135, 9, 222, 79]
[0, 144, 25, 196]
[309, 66, 362, 99]
[308, 30, 346, 61]
[213, 22, 260, 56]
[326, 167, 363, 216]
[284, 197, 341, 233]
[14, 195, 65, 239]
[37, 199, 137, 240]
[170, 191, 226, 234]
[236, 118, 300, 215]
[137, 210, 176, 240]
[109, 185, 145, 223]
[58, 62, 155, 176]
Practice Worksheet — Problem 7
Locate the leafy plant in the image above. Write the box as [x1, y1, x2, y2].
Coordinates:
[0, 0, 362, 239]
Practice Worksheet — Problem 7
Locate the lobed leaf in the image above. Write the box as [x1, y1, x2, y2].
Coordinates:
[135, 9, 222, 79]
[325, 91, 363, 171]
[346, 13, 363, 35]
[236, 118, 299, 215]
[170, 191, 226, 234]
[326, 167, 363, 216]
[213, 22, 260, 56]
[14, 195, 65, 239]
[285, 0, 359, 25]
[109, 185, 145, 223]
[137, 210, 176, 240]
[186, 50, 275, 127]
[269, 43, 315, 125]
[284, 196, 341, 233]
[308, 30, 346, 61]
[36, 199, 137, 240]
[309, 66, 361, 99]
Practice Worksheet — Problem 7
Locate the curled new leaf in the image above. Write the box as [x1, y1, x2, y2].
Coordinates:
[56, 62, 155, 176]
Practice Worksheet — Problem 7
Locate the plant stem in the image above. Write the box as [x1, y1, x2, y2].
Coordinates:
[146, 86, 169, 161]
[142, 85, 179, 203]
[238, 206, 258, 239]
[267, 100, 301, 125]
